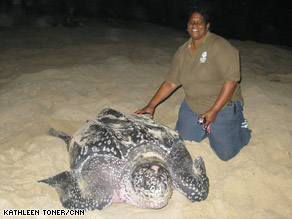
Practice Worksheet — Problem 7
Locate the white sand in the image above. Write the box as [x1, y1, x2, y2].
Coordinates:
[0, 19, 292, 218]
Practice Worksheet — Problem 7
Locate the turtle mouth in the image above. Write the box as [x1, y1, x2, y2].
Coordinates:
[131, 157, 172, 206]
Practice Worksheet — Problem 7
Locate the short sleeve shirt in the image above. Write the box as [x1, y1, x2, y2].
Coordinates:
[165, 32, 243, 114]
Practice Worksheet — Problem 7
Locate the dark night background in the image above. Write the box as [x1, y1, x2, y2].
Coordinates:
[1, 0, 292, 47]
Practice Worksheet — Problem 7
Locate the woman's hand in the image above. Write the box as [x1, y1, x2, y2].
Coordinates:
[201, 109, 218, 126]
[134, 105, 155, 118]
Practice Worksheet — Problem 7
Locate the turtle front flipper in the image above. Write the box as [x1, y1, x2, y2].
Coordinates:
[38, 171, 113, 211]
[49, 128, 71, 149]
[169, 141, 209, 202]
[172, 156, 209, 202]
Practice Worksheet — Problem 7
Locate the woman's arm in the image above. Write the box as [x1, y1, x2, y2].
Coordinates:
[202, 81, 238, 125]
[134, 81, 179, 118]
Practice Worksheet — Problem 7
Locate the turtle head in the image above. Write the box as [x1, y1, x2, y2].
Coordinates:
[131, 157, 172, 208]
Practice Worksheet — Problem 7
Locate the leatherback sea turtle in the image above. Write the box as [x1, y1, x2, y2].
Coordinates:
[39, 108, 209, 211]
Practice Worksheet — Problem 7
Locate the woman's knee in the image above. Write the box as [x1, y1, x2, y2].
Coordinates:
[214, 149, 239, 161]
[209, 136, 243, 161]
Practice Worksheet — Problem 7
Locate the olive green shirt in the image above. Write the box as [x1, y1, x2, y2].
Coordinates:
[165, 32, 243, 114]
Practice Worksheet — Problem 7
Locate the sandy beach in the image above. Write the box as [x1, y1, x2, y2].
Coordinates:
[0, 18, 292, 218]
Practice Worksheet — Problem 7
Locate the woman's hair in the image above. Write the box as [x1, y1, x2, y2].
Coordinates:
[187, 6, 211, 25]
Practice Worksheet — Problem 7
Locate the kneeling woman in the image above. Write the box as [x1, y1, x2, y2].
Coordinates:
[134, 7, 251, 161]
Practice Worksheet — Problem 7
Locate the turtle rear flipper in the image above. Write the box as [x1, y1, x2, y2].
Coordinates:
[38, 171, 113, 211]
